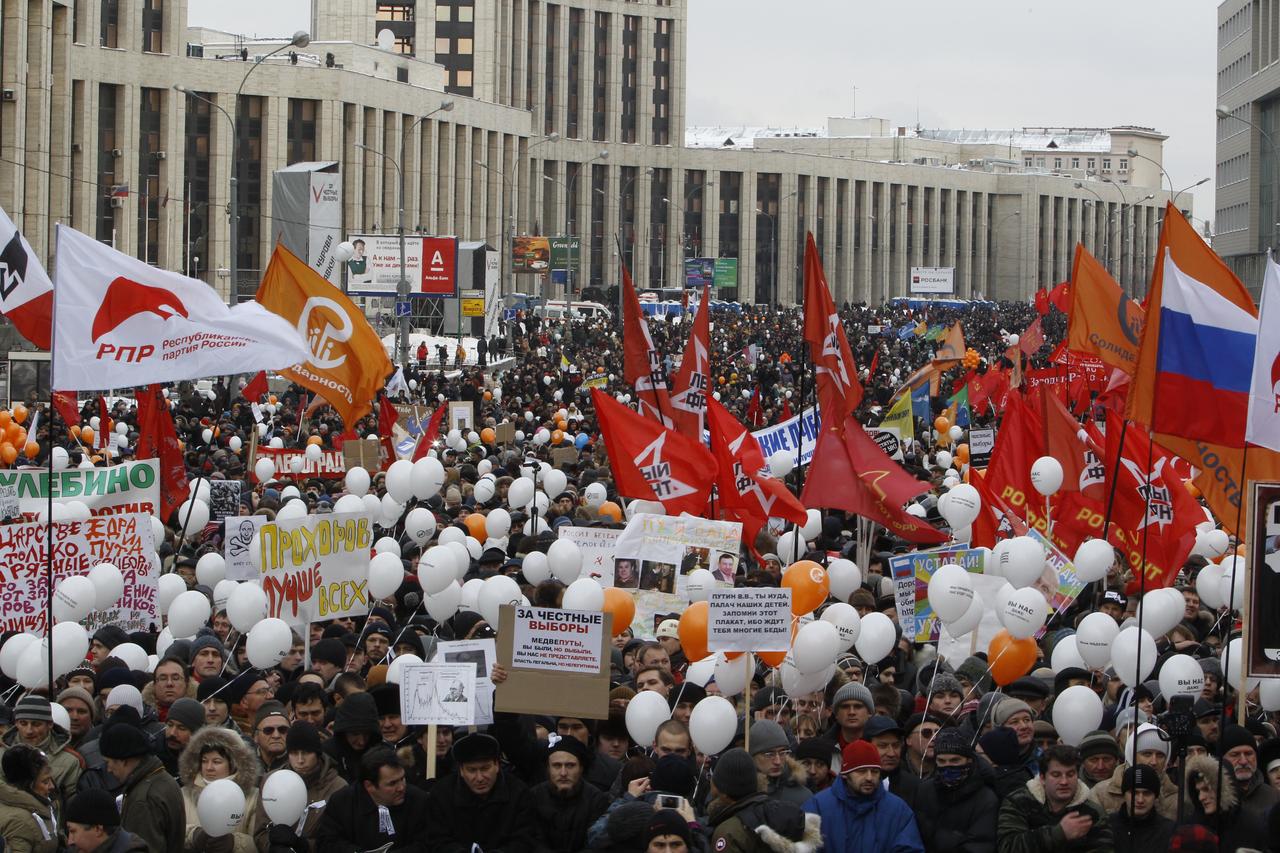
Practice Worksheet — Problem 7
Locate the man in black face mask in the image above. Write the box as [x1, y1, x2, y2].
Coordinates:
[913, 728, 998, 853]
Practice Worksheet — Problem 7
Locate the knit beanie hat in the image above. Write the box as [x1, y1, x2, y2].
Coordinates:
[546, 733, 591, 768]
[1123, 765, 1162, 794]
[832, 681, 874, 712]
[166, 698, 206, 734]
[196, 676, 229, 704]
[748, 720, 789, 756]
[607, 802, 657, 846]
[311, 638, 348, 669]
[645, 809, 691, 846]
[98, 714, 151, 759]
[65, 788, 121, 828]
[1078, 730, 1121, 760]
[979, 726, 1022, 767]
[1218, 724, 1255, 757]
[992, 697, 1033, 727]
[105, 684, 145, 716]
[285, 721, 324, 755]
[794, 737, 838, 765]
[649, 754, 696, 797]
[933, 727, 974, 759]
[840, 739, 881, 774]
[13, 695, 53, 723]
[1124, 722, 1171, 765]
[190, 634, 227, 660]
[92, 625, 129, 650]
[56, 687, 98, 724]
[929, 673, 964, 697]
[711, 748, 759, 799]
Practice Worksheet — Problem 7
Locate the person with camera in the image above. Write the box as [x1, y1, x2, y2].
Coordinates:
[996, 744, 1112, 853]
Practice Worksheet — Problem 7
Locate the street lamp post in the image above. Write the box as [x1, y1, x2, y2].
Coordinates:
[1124, 147, 1173, 196]
[564, 151, 608, 301]
[1172, 177, 1209, 210]
[356, 142, 408, 366]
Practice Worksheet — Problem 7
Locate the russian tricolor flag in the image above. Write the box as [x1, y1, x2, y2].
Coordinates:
[1154, 250, 1258, 446]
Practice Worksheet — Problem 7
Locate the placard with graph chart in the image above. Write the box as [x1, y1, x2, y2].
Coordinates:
[398, 663, 476, 726]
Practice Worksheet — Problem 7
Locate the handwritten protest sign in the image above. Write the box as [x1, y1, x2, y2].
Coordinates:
[257, 511, 373, 625]
[558, 527, 622, 587]
[612, 514, 742, 595]
[890, 545, 986, 641]
[223, 515, 268, 581]
[0, 513, 159, 633]
[511, 607, 605, 674]
[0, 460, 159, 519]
[708, 589, 792, 652]
[252, 447, 346, 480]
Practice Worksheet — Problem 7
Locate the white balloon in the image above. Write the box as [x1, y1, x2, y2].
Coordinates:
[1135, 587, 1184, 638]
[53, 576, 96, 623]
[254, 457, 276, 482]
[361, 493, 382, 521]
[1158, 653, 1206, 700]
[1202, 529, 1230, 559]
[1111, 626, 1157, 686]
[228, 436, 243, 452]
[928, 564, 975, 624]
[51, 447, 69, 470]
[800, 509, 823, 541]
[485, 508, 512, 539]
[474, 479, 496, 504]
[333, 494, 365, 516]
[688, 695, 738, 755]
[1001, 536, 1047, 589]
[379, 495, 405, 528]
[548, 539, 583, 583]
[168, 590, 211, 637]
[1073, 539, 1114, 584]
[794, 621, 842, 674]
[53, 623, 92, 679]
[941, 484, 981, 529]
[438, 526, 466, 547]
[1076, 612, 1120, 669]
[384, 460, 413, 503]
[274, 500, 306, 522]
[176, 499, 211, 535]
[446, 541, 472, 579]
[624, 689, 671, 747]
[197, 777, 246, 837]
[196, 553, 226, 588]
[820, 602, 861, 650]
[1050, 635, 1087, 674]
[987, 540, 1010, 578]
[1260, 678, 1280, 712]
[304, 443, 322, 461]
[88, 563, 124, 610]
[477, 575, 522, 626]
[247, 618, 293, 669]
[0, 633, 37, 679]
[1219, 557, 1247, 610]
[1030, 456, 1064, 497]
[425, 581, 463, 622]
[1002, 587, 1049, 640]
[464, 536, 482, 561]
[110, 642, 148, 672]
[781, 657, 837, 698]
[226, 582, 268, 633]
[374, 537, 402, 557]
[16, 649, 49, 689]
[776, 531, 805, 564]
[289, 455, 305, 474]
[157, 573, 187, 617]
[768, 450, 795, 479]
[825, 558, 861, 603]
[685, 568, 715, 603]
[1052, 685, 1104, 746]
[412, 457, 447, 499]
[368, 552, 404, 600]
[212, 579, 238, 612]
[543, 469, 568, 501]
[50, 702, 71, 733]
[508, 478, 535, 509]
[404, 507, 437, 546]
[563, 578, 604, 611]
[946, 592, 985, 637]
[855, 612, 895, 663]
[260, 769, 308, 826]
[520, 551, 551, 585]
[583, 483, 607, 509]
[386, 653, 422, 685]
[713, 652, 753, 698]
[1221, 637, 1259, 692]
[684, 655, 717, 688]
[1195, 563, 1225, 609]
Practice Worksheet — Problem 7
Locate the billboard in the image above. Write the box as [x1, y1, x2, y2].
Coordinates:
[1246, 481, 1280, 677]
[512, 236, 580, 273]
[910, 266, 955, 294]
[685, 258, 714, 289]
[343, 234, 458, 297]
[271, 163, 343, 286]
[714, 258, 739, 289]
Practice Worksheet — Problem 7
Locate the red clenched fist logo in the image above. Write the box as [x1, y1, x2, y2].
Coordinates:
[92, 277, 189, 342]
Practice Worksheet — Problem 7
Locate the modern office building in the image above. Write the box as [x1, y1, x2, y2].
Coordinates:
[1215, 0, 1280, 292]
[0, 0, 1174, 333]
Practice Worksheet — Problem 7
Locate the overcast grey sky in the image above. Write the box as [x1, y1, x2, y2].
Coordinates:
[190, 0, 1219, 221]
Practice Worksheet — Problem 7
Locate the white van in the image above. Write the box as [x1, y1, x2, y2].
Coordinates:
[532, 301, 613, 322]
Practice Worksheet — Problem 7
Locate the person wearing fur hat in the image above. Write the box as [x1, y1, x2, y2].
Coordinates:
[1107, 765, 1173, 853]
[707, 747, 823, 853]
[0, 744, 61, 853]
[1183, 751, 1271, 852]
[530, 733, 610, 853]
[1089, 722, 1180, 820]
[0, 694, 83, 808]
[178, 727, 261, 853]
[423, 733, 538, 853]
[65, 788, 150, 853]
[913, 728, 997, 853]
[99, 709, 185, 853]
[996, 744, 1111, 853]
[803, 739, 923, 853]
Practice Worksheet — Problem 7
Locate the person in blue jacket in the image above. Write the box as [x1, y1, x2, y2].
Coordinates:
[802, 738, 925, 853]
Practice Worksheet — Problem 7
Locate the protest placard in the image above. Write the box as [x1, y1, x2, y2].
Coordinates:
[0, 484, 19, 520]
[253, 446, 346, 480]
[511, 607, 605, 673]
[433, 638, 496, 677]
[223, 515, 268, 581]
[496, 604, 611, 720]
[889, 545, 986, 641]
[1247, 481, 1280, 677]
[342, 438, 383, 472]
[550, 447, 579, 468]
[558, 526, 622, 587]
[612, 513, 742, 595]
[495, 422, 515, 444]
[257, 511, 373, 625]
[750, 406, 820, 467]
[708, 588, 793, 652]
[400, 663, 476, 726]
[0, 513, 158, 633]
[0, 460, 160, 519]
[208, 480, 242, 521]
[969, 427, 996, 468]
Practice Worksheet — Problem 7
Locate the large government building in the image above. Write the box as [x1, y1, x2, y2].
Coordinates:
[0, 0, 1177, 326]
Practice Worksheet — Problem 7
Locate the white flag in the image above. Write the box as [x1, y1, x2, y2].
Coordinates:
[0, 203, 53, 348]
[1246, 252, 1280, 452]
[52, 226, 311, 390]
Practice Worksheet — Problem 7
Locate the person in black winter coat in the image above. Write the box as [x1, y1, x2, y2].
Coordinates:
[530, 735, 610, 853]
[914, 728, 998, 853]
[314, 748, 431, 853]
[424, 733, 539, 853]
[1107, 766, 1173, 853]
[321, 692, 381, 781]
[978, 726, 1033, 800]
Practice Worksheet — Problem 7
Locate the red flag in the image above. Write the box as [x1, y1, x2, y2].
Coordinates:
[746, 387, 766, 428]
[1049, 281, 1071, 314]
[802, 233, 862, 432]
[377, 394, 399, 465]
[969, 368, 1010, 417]
[1103, 421, 1199, 590]
[96, 397, 111, 450]
[135, 385, 190, 521]
[801, 415, 947, 545]
[669, 284, 711, 436]
[51, 391, 80, 427]
[591, 388, 716, 516]
[412, 404, 448, 461]
[1019, 316, 1045, 357]
[869, 350, 880, 377]
[778, 400, 794, 423]
[620, 256, 673, 427]
[243, 371, 269, 402]
[1034, 288, 1050, 316]
[1041, 392, 1106, 502]
[984, 392, 1044, 525]
[707, 396, 806, 537]
[967, 468, 1012, 548]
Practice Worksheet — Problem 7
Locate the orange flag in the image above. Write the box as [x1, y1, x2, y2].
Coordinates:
[1067, 244, 1145, 375]
[255, 244, 393, 427]
[932, 321, 966, 365]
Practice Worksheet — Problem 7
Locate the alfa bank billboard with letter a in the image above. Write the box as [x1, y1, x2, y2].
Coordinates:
[344, 235, 459, 298]
[420, 236, 458, 297]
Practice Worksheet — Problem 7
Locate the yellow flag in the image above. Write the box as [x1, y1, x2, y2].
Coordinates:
[881, 391, 914, 442]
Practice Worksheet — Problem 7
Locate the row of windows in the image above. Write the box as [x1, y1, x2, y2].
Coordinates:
[1217, 202, 1249, 233]
[436, 4, 475, 22]
[1217, 152, 1251, 187]
[1219, 2, 1252, 49]
[1025, 155, 1112, 172]
[1217, 104, 1252, 143]
[1219, 54, 1252, 95]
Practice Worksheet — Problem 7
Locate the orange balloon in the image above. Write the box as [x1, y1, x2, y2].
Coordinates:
[69, 425, 82, 440]
[678, 602, 710, 663]
[556, 419, 568, 431]
[463, 513, 488, 543]
[307, 435, 323, 446]
[602, 588, 636, 637]
[598, 501, 622, 522]
[12, 404, 26, 425]
[483, 390, 493, 401]
[22, 441, 37, 460]
[955, 444, 970, 464]
[269, 395, 278, 404]
[80, 427, 94, 446]
[988, 629, 1038, 686]
[782, 560, 830, 616]
[0, 411, 11, 430]
[481, 428, 496, 444]
[934, 416, 951, 434]
[0, 444, 16, 465]
[551, 430, 564, 445]
[757, 649, 788, 667]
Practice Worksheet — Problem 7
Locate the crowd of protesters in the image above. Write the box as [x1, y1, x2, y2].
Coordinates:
[0, 297, 1276, 853]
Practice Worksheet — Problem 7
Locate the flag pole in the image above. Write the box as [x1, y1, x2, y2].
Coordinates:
[46, 226, 62, 691]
